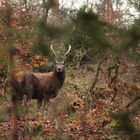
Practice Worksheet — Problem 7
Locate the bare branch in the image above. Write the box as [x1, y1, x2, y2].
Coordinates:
[90, 57, 107, 93]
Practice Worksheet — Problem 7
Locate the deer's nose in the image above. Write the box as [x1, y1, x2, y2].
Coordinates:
[56, 67, 63, 72]
[58, 68, 61, 72]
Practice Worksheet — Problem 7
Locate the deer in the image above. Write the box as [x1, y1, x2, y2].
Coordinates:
[9, 45, 71, 110]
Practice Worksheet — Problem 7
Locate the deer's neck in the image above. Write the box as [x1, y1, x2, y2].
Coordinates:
[54, 70, 65, 88]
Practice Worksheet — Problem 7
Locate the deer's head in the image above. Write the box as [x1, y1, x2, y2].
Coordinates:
[51, 45, 71, 73]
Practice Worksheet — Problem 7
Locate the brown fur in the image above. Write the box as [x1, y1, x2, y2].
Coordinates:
[10, 67, 65, 110]
[33, 71, 65, 109]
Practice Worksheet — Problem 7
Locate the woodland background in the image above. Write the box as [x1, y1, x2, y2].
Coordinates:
[0, 0, 140, 139]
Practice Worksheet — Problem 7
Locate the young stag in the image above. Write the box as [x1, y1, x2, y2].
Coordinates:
[10, 45, 71, 110]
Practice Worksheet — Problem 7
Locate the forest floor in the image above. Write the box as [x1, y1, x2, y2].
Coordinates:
[0, 59, 139, 140]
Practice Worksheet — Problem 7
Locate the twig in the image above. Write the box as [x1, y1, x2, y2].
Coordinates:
[89, 57, 107, 94]
[107, 58, 120, 100]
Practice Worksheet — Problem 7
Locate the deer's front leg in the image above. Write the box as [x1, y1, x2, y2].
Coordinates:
[44, 94, 49, 111]
[37, 99, 43, 111]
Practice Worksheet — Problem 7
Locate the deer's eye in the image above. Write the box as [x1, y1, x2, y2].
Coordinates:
[61, 61, 65, 65]
[55, 61, 59, 65]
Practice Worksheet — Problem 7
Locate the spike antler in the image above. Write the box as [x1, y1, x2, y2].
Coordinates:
[51, 45, 57, 57]
[51, 45, 71, 57]
[63, 45, 71, 57]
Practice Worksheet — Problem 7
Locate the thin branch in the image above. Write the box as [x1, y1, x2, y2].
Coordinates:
[89, 57, 107, 93]
[107, 58, 120, 100]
